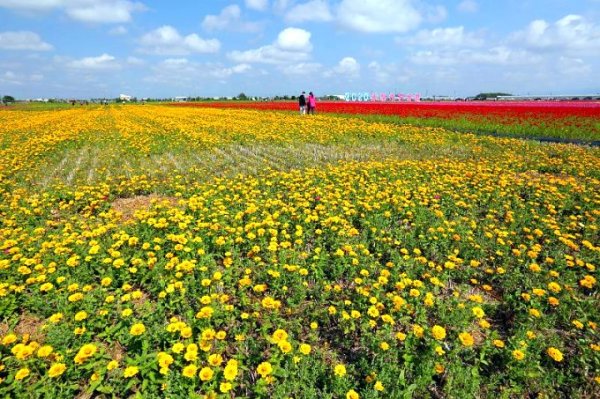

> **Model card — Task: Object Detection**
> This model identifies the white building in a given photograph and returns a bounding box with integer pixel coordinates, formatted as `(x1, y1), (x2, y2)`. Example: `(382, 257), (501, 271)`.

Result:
(119, 94), (132, 101)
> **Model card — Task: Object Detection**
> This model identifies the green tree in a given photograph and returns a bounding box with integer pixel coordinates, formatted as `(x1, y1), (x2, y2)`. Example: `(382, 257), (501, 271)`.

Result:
(2, 95), (15, 104)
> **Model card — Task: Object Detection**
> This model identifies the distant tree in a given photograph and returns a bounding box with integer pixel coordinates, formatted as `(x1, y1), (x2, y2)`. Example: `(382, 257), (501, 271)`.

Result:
(2, 95), (15, 104)
(237, 92), (248, 100)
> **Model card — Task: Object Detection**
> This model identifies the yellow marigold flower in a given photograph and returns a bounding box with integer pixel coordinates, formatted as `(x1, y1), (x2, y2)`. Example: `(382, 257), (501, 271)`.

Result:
(472, 307), (485, 319)
(15, 367), (30, 380)
(180, 326), (192, 338)
(208, 353), (223, 366)
(74, 344), (97, 364)
(223, 362), (238, 381)
(107, 360), (119, 370)
(124, 366), (139, 378)
(299, 343), (311, 355)
(2, 334), (17, 345)
(413, 325), (424, 338)
(278, 340), (292, 354)
(199, 366), (214, 381)
(68, 293), (84, 302)
(196, 306), (214, 319)
(182, 364), (197, 378)
(40, 282), (54, 292)
(374, 381), (384, 391)
(572, 320), (584, 329)
(434, 363), (445, 374)
(431, 325), (446, 340)
(547, 347), (564, 362)
(74, 326), (86, 335)
(493, 339), (505, 348)
(130, 323), (146, 336)
(512, 350), (526, 361)
(459, 332), (474, 347)
(396, 332), (407, 341)
(172, 343), (185, 354)
(256, 361), (273, 378)
(74, 311), (88, 321)
(37, 345), (53, 357)
(334, 364), (347, 377)
(271, 329), (288, 344)
(48, 363), (67, 378)
(220, 382), (232, 393)
(346, 389), (360, 399)
(547, 282), (561, 293)
(157, 353), (173, 368)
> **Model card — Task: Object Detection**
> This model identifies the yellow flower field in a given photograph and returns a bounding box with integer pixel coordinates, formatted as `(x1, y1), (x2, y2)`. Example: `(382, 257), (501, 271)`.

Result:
(0, 105), (599, 398)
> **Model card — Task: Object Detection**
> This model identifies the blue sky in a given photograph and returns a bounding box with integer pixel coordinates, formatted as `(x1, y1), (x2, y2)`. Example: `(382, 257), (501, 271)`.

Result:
(1, 0), (599, 98)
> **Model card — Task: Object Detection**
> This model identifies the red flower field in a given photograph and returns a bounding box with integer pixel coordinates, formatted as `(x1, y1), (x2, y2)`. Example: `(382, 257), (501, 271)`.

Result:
(173, 100), (600, 142)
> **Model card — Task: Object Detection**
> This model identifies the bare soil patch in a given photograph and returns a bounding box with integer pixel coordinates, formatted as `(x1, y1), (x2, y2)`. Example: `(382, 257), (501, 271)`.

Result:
(15, 314), (46, 342)
(111, 194), (180, 222)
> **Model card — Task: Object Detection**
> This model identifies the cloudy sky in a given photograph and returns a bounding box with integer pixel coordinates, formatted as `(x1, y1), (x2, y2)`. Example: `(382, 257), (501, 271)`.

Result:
(1, 0), (599, 98)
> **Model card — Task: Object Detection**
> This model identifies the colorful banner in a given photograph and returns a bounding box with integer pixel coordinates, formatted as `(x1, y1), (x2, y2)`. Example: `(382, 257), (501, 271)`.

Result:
(344, 92), (421, 102)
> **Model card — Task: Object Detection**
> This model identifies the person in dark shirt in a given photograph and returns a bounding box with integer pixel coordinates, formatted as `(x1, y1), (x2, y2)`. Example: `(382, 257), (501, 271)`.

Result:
(298, 91), (307, 115)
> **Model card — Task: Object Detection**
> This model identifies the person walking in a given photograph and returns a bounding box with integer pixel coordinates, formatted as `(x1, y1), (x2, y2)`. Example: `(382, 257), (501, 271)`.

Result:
(308, 92), (316, 115)
(299, 91), (307, 115)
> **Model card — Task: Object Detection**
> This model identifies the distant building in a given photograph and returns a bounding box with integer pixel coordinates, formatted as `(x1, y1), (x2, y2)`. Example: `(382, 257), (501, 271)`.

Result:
(120, 94), (132, 101)
(173, 96), (188, 102)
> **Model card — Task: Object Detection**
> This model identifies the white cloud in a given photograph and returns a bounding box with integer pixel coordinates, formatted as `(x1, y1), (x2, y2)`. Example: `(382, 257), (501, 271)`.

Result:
(273, 0), (293, 13)
(276, 27), (312, 51)
(557, 56), (591, 76)
(109, 26), (128, 35)
(146, 58), (252, 85)
(66, 1), (145, 23)
(458, 0), (478, 13)
(285, 0), (333, 23)
(326, 56), (360, 78)
(367, 61), (413, 84)
(410, 46), (539, 66)
(126, 56), (145, 66)
(245, 0), (269, 11)
(202, 5), (262, 32)
(228, 27), (312, 64)
(67, 53), (120, 69)
(425, 5), (447, 24)
(0, 31), (53, 51)
(336, 0), (422, 33)
(512, 15), (600, 53)
(0, 0), (146, 24)
(0, 0), (62, 11)
(400, 26), (484, 47)
(139, 26), (220, 56)
(0, 70), (22, 85)
(213, 63), (252, 79)
(280, 62), (322, 75)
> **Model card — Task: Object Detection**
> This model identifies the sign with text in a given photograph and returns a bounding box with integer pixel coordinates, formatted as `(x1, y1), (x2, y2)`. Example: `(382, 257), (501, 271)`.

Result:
(344, 92), (421, 102)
